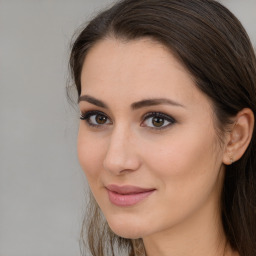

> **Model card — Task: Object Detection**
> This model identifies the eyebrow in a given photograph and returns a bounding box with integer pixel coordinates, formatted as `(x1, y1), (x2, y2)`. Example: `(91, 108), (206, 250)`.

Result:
(131, 98), (185, 110)
(78, 95), (185, 109)
(78, 95), (108, 108)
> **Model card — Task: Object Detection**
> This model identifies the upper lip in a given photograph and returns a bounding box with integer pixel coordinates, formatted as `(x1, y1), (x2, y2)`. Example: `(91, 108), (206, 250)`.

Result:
(106, 184), (156, 195)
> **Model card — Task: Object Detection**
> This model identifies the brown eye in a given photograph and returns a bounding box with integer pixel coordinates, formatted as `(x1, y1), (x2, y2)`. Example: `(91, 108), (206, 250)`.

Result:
(96, 114), (108, 124)
(80, 111), (111, 127)
(141, 112), (176, 130)
(152, 117), (165, 127)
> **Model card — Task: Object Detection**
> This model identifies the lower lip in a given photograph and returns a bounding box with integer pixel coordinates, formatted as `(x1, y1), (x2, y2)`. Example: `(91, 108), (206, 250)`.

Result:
(107, 189), (155, 207)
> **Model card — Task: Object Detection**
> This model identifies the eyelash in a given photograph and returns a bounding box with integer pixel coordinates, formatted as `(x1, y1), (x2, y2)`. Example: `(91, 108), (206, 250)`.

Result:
(142, 112), (176, 130)
(80, 110), (176, 130)
(80, 110), (111, 129)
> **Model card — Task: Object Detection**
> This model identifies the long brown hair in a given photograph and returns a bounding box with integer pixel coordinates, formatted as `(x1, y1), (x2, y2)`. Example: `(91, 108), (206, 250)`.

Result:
(69, 0), (256, 255)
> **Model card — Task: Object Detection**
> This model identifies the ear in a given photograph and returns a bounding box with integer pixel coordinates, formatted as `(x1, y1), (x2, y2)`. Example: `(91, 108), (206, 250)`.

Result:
(223, 108), (255, 165)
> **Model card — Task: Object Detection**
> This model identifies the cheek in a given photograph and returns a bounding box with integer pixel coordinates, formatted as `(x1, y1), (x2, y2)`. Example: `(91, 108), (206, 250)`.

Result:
(77, 128), (106, 182)
(142, 126), (221, 201)
(135, 129), (223, 230)
(144, 132), (214, 175)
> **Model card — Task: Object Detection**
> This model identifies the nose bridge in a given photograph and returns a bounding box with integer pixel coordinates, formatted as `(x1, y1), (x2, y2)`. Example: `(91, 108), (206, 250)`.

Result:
(103, 124), (140, 174)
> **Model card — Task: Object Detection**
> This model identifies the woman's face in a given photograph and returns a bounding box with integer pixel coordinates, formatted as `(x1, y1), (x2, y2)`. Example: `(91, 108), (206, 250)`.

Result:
(78, 38), (226, 239)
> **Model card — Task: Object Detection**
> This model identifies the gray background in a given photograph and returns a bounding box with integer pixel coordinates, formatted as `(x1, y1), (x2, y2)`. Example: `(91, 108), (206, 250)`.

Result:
(0, 1), (255, 256)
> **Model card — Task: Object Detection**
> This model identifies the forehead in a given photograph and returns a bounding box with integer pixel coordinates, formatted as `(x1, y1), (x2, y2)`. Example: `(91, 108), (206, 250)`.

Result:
(80, 37), (210, 109)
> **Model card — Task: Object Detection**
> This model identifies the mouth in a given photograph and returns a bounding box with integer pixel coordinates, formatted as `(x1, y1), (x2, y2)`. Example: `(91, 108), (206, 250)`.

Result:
(106, 184), (156, 207)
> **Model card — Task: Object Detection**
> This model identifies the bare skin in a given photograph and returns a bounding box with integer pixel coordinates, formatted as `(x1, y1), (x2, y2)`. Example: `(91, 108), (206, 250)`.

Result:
(77, 38), (253, 255)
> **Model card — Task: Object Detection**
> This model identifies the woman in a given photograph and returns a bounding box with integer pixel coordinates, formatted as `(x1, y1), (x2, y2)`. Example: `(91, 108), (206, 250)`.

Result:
(69, 0), (256, 255)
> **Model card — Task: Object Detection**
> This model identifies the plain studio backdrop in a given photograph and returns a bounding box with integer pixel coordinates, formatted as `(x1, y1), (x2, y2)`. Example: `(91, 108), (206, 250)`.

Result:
(0, 0), (255, 256)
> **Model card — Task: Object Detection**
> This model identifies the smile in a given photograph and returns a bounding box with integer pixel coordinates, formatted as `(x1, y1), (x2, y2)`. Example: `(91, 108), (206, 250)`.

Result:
(106, 185), (156, 207)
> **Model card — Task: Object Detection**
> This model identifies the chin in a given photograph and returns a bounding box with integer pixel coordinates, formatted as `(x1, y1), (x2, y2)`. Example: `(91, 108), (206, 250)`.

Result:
(108, 224), (143, 239)
(106, 215), (150, 239)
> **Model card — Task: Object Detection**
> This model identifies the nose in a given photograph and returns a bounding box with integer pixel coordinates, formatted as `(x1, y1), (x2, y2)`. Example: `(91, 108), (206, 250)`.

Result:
(103, 126), (141, 175)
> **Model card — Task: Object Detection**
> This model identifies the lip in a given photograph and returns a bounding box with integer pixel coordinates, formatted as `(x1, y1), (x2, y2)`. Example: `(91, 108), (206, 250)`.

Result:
(106, 185), (156, 207)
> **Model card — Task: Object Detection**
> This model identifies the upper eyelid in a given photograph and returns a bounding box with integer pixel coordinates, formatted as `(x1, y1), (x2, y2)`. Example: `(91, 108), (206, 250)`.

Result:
(80, 110), (174, 120)
(80, 110), (110, 118)
(142, 112), (174, 119)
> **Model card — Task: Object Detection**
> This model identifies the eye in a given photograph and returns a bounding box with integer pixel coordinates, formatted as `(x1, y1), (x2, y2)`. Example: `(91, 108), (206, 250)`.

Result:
(141, 112), (176, 129)
(80, 111), (112, 127)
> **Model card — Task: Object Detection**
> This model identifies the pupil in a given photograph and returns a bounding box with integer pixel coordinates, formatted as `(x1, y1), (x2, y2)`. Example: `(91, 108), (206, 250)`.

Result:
(153, 117), (164, 127)
(96, 114), (107, 124)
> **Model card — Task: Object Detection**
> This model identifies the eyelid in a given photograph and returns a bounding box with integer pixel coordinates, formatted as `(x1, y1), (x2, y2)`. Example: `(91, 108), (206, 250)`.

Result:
(80, 110), (176, 130)
(141, 112), (176, 129)
(142, 112), (175, 121)
(80, 110), (108, 119)
(80, 110), (112, 128)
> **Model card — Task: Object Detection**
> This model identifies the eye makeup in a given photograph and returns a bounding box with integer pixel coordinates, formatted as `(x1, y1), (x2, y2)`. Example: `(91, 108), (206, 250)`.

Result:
(80, 110), (176, 131)
(141, 112), (176, 130)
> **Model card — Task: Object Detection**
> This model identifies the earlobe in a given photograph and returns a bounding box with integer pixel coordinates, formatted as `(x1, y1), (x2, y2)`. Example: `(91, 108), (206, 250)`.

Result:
(223, 108), (255, 165)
